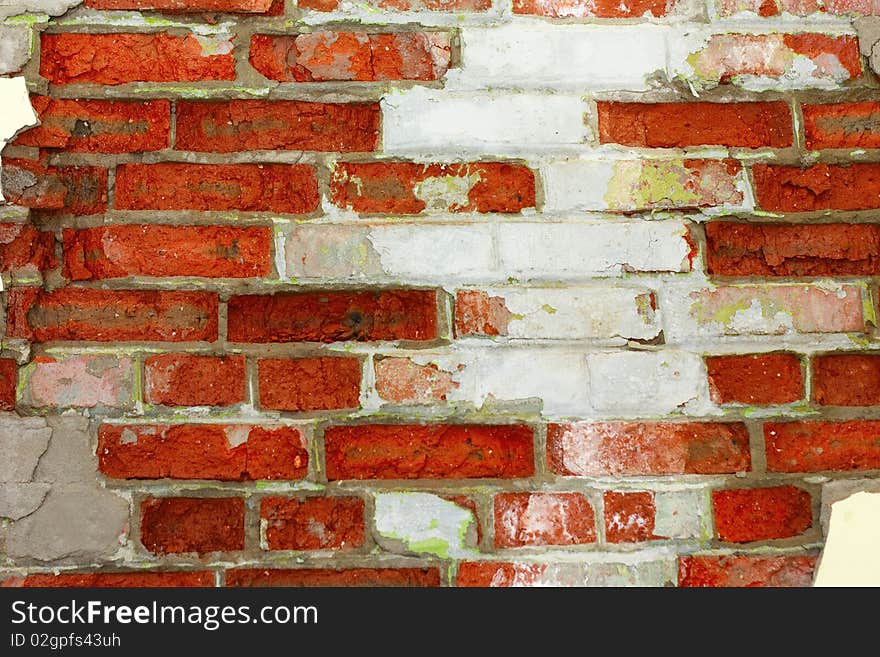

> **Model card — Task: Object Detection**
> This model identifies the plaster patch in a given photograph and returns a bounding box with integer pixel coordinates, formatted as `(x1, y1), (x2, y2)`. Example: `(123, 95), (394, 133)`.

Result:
(373, 491), (478, 558)
(814, 492), (880, 586)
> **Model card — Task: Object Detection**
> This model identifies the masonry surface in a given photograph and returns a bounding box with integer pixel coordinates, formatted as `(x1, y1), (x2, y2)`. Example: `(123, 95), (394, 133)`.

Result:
(1, 0), (880, 588)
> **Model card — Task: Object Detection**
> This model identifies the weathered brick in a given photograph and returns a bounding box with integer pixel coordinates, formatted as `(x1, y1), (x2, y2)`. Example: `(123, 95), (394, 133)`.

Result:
(678, 554), (817, 587)
(40, 33), (236, 85)
(0, 224), (56, 275)
(324, 424), (534, 480)
(299, 0), (489, 10)
(227, 290), (437, 343)
(547, 422), (751, 476)
(679, 34), (861, 89)
(18, 355), (134, 409)
(62, 225), (272, 280)
(85, 0), (274, 10)
(1, 571), (215, 587)
(14, 97), (170, 153)
(453, 287), (659, 341)
(765, 420), (880, 472)
(706, 353), (803, 405)
(330, 162), (536, 214)
(2, 158), (107, 215)
(6, 288), (218, 343)
(604, 491), (657, 543)
(98, 424), (307, 480)
(513, 0), (677, 16)
(803, 102), (880, 149)
(494, 492), (595, 548)
(175, 100), (379, 153)
(706, 222), (880, 277)
(718, 0), (880, 15)
(373, 491), (478, 558)
(754, 163), (880, 212)
(249, 32), (451, 82)
(258, 357), (361, 411)
(140, 497), (244, 555)
(597, 101), (792, 148)
(456, 559), (677, 586)
(226, 567), (440, 587)
(672, 284), (866, 337)
(543, 159), (745, 212)
(813, 354), (880, 406)
(712, 486), (812, 543)
(261, 497), (365, 550)
(114, 163), (319, 214)
(144, 354), (246, 407)
(0, 359), (16, 412)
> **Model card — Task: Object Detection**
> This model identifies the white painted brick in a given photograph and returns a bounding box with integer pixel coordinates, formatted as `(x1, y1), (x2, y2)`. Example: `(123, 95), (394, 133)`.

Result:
(542, 159), (751, 213)
(653, 489), (711, 540)
(381, 88), (589, 155)
(371, 347), (591, 417)
(456, 23), (669, 91)
(284, 223), (496, 283)
(496, 221), (693, 280)
(586, 350), (711, 416)
(458, 286), (660, 340)
(373, 492), (478, 558)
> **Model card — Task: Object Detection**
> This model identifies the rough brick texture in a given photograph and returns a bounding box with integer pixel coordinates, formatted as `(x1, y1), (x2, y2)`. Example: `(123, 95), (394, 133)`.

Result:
(706, 353), (803, 405)
(1, 0), (875, 590)
(140, 497), (245, 555)
(712, 487), (813, 543)
(98, 424), (308, 480)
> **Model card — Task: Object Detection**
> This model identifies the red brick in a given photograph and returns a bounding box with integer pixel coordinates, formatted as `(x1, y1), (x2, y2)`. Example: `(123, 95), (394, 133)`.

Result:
(145, 354), (246, 407)
(1, 571), (214, 587)
(597, 101), (792, 148)
(765, 420), (880, 472)
(604, 491), (657, 543)
(706, 222), (880, 277)
(454, 290), (513, 337)
(175, 100), (379, 153)
(494, 492), (595, 548)
(227, 290), (437, 343)
(226, 567), (440, 587)
(98, 424), (307, 480)
(812, 354), (880, 405)
(456, 562), (546, 587)
(753, 163), (880, 212)
(114, 163), (319, 214)
(62, 225), (272, 280)
(547, 422), (751, 476)
(330, 161), (536, 214)
(783, 34), (862, 77)
(2, 157), (107, 215)
(706, 353), (803, 405)
(324, 424), (534, 480)
(0, 224), (56, 275)
(85, 0), (274, 10)
(299, 0), (489, 9)
(140, 497), (244, 555)
(40, 33), (235, 85)
(514, 0), (675, 15)
(712, 486), (812, 543)
(373, 357), (459, 404)
(261, 497), (365, 550)
(258, 357), (361, 411)
(678, 555), (817, 587)
(6, 288), (218, 343)
(14, 97), (170, 153)
(250, 32), (451, 82)
(803, 102), (880, 150)
(0, 359), (16, 412)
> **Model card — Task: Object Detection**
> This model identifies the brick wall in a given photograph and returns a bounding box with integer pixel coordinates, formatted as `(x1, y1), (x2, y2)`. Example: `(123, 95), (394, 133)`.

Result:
(1, 0), (879, 588)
